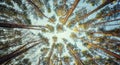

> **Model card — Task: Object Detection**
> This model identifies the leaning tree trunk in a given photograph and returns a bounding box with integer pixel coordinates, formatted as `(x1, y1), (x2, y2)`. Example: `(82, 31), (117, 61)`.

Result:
(88, 43), (120, 59)
(0, 40), (41, 64)
(61, 0), (80, 24)
(0, 22), (46, 30)
(79, 0), (116, 20)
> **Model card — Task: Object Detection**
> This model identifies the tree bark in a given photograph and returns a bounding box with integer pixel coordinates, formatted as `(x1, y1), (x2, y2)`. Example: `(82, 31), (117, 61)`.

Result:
(0, 40), (41, 64)
(62, 0), (80, 24)
(0, 22), (46, 30)
(88, 43), (120, 59)
(79, 0), (116, 20)
(67, 44), (84, 65)
(94, 18), (120, 26)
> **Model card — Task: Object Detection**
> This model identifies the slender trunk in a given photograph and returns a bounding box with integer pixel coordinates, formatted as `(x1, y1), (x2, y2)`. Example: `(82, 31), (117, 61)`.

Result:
(63, 0), (67, 8)
(88, 43), (120, 59)
(87, 10), (120, 25)
(79, 0), (115, 20)
(27, 0), (53, 22)
(98, 10), (120, 19)
(37, 57), (41, 65)
(3, 59), (11, 65)
(62, 0), (80, 24)
(104, 24), (120, 26)
(47, 42), (56, 65)
(0, 22), (46, 30)
(27, 0), (47, 18)
(0, 32), (30, 50)
(94, 18), (120, 26)
(67, 45), (84, 65)
(0, 40), (41, 64)
(63, 0), (66, 5)
(11, 40), (40, 55)
(89, 31), (118, 37)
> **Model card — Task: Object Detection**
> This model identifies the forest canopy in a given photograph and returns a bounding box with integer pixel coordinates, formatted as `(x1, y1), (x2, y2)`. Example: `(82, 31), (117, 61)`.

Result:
(0, 0), (120, 65)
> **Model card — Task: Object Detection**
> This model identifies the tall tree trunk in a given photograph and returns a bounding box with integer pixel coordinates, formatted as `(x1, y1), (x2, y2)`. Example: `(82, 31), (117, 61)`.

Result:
(37, 57), (41, 65)
(63, 0), (67, 6)
(0, 40), (41, 64)
(88, 43), (120, 59)
(79, 0), (116, 20)
(27, 0), (54, 22)
(87, 10), (120, 25)
(27, 0), (47, 18)
(104, 24), (120, 26)
(94, 18), (120, 26)
(0, 22), (46, 30)
(67, 44), (84, 65)
(90, 28), (120, 37)
(47, 42), (56, 65)
(62, 0), (80, 24)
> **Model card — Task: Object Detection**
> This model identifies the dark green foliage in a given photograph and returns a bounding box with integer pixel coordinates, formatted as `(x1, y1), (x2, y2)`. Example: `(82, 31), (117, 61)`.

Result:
(22, 58), (29, 64)
(0, 5), (18, 16)
(13, 0), (22, 6)
(86, 0), (100, 6)
(5, 0), (14, 6)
